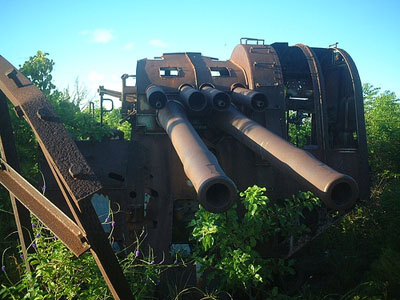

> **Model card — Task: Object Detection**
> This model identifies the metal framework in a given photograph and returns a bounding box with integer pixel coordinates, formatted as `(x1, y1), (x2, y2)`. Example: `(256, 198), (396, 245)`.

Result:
(0, 55), (134, 299)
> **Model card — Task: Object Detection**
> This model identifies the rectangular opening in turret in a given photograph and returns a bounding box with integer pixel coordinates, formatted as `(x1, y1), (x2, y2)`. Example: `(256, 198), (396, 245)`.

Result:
(160, 67), (179, 77)
(210, 67), (230, 77)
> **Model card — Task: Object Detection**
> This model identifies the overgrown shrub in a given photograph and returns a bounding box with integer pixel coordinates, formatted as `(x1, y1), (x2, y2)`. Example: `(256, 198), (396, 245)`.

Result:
(189, 185), (320, 298)
(0, 219), (176, 299)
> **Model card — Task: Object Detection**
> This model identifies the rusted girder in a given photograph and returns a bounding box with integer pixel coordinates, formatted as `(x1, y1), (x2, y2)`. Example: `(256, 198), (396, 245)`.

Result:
(0, 92), (33, 271)
(0, 55), (102, 203)
(0, 56), (134, 299)
(0, 159), (90, 256)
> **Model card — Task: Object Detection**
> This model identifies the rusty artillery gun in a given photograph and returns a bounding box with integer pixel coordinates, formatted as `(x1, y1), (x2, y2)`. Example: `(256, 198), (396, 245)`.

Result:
(0, 38), (369, 299)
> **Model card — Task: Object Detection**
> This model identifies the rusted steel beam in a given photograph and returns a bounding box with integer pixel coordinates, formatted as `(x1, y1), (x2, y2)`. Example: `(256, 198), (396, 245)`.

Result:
(157, 100), (237, 212)
(98, 86), (122, 99)
(334, 48), (370, 201)
(0, 92), (33, 271)
(0, 159), (90, 256)
(213, 106), (359, 211)
(0, 55), (102, 203)
(295, 44), (328, 151)
(0, 56), (134, 299)
(49, 166), (134, 299)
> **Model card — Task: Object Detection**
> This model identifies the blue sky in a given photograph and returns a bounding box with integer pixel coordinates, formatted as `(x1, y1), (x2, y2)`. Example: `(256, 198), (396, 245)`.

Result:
(1, 0), (399, 104)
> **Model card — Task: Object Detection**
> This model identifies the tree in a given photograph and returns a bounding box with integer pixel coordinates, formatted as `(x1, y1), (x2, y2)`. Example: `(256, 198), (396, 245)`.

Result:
(6, 52), (114, 182)
(19, 51), (56, 97)
(363, 83), (400, 181)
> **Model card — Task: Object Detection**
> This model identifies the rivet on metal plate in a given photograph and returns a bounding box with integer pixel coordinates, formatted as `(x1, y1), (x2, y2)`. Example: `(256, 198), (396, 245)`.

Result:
(69, 164), (83, 179)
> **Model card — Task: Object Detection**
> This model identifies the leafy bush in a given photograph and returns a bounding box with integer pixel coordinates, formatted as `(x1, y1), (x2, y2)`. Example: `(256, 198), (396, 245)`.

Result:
(189, 185), (320, 297)
(364, 83), (400, 183)
(0, 219), (176, 299)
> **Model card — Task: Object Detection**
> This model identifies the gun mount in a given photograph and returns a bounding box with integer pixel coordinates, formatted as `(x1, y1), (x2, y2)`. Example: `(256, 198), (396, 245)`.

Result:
(93, 38), (369, 261)
(0, 38), (369, 299)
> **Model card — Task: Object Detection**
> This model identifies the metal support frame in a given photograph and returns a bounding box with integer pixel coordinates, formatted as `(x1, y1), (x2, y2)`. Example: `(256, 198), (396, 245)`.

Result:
(0, 91), (33, 271)
(0, 55), (133, 299)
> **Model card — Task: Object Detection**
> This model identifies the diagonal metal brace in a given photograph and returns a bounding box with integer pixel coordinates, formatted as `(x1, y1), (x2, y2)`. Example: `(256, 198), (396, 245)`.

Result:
(0, 159), (90, 257)
(0, 55), (134, 299)
(0, 55), (102, 203)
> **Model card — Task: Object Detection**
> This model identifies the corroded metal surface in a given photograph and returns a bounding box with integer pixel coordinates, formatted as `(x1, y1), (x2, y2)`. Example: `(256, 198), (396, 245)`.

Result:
(0, 56), (102, 202)
(0, 92), (33, 271)
(0, 38), (370, 299)
(157, 101), (237, 212)
(110, 40), (368, 259)
(0, 159), (90, 256)
(212, 106), (359, 210)
(0, 56), (134, 299)
(295, 44), (328, 150)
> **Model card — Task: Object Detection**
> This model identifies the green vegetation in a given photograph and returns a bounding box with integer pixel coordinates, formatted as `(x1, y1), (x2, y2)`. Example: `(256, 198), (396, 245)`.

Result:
(1, 51), (400, 299)
(296, 84), (400, 300)
(189, 187), (320, 298)
(287, 111), (312, 148)
(363, 83), (400, 183)
(0, 217), (177, 299)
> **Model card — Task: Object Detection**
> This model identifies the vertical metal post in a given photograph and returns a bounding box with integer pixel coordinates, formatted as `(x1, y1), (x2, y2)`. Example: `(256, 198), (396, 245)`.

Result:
(100, 94), (104, 127)
(0, 91), (33, 272)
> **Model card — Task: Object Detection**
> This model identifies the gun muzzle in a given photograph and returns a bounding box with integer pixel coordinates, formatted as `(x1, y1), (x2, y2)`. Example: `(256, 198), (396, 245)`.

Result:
(146, 85), (168, 109)
(157, 101), (237, 212)
(179, 85), (208, 112)
(201, 85), (231, 111)
(231, 87), (269, 112)
(213, 106), (359, 211)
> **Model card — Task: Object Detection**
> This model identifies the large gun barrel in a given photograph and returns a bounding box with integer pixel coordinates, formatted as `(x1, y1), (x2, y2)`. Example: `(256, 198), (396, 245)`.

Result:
(179, 85), (208, 112)
(201, 85), (231, 111)
(213, 107), (359, 210)
(231, 86), (269, 112)
(146, 85), (168, 109)
(157, 101), (237, 212)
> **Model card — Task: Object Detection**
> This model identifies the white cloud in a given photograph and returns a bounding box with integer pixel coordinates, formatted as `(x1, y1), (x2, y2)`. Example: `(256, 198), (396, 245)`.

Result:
(149, 39), (168, 48)
(123, 42), (134, 50)
(79, 29), (115, 43)
(93, 29), (114, 43)
(88, 71), (104, 82)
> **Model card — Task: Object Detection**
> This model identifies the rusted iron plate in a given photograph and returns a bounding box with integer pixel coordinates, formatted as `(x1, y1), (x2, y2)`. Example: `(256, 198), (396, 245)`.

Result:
(230, 44), (284, 91)
(136, 53), (197, 95)
(73, 194), (135, 300)
(0, 56), (101, 203)
(42, 145), (134, 300)
(0, 92), (33, 271)
(1, 56), (133, 299)
(0, 159), (90, 257)
(230, 43), (285, 135)
(333, 48), (370, 200)
(28, 144), (134, 299)
(295, 44), (328, 150)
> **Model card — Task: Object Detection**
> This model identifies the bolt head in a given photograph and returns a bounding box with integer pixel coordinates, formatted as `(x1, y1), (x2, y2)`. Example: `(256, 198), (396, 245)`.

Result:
(69, 164), (83, 179)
